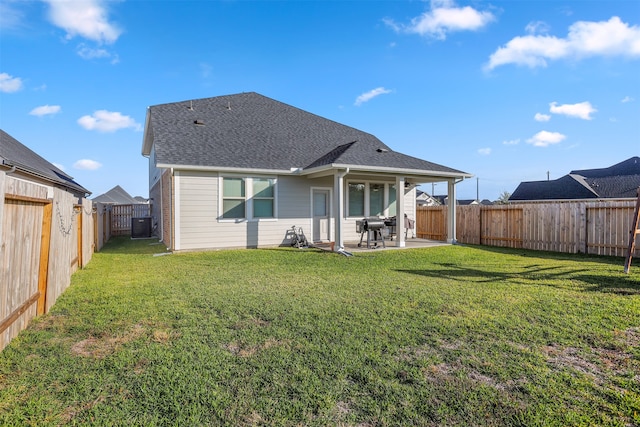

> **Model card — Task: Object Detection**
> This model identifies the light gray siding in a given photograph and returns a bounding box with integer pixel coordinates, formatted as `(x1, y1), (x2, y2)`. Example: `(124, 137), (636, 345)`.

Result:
(174, 171), (333, 251)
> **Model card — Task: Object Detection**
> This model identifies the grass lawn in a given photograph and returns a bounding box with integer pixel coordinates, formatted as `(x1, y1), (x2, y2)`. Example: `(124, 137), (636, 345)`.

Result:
(1, 237), (639, 426)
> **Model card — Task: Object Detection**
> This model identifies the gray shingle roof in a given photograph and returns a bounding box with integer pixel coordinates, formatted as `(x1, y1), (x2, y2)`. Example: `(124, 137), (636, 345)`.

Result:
(509, 157), (640, 201)
(144, 92), (469, 177)
(1, 129), (90, 196)
(92, 185), (143, 204)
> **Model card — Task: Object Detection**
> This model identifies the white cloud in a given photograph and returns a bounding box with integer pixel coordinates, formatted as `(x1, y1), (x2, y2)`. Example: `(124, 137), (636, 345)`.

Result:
(485, 16), (640, 70)
(525, 21), (550, 35)
(43, 0), (121, 44)
(77, 44), (111, 59)
(53, 163), (66, 171)
(502, 138), (520, 145)
(0, 1), (24, 31)
(354, 87), (393, 106)
(534, 113), (551, 122)
(73, 159), (102, 170)
(77, 110), (141, 132)
(549, 101), (596, 120)
(29, 104), (61, 117)
(384, 0), (494, 40)
(0, 72), (23, 93)
(621, 96), (634, 103)
(526, 130), (566, 147)
(478, 147), (491, 155)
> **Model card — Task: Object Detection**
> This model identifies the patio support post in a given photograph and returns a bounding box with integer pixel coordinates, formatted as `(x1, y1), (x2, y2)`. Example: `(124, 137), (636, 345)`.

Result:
(396, 176), (405, 248)
(447, 179), (457, 244)
(334, 168), (348, 251)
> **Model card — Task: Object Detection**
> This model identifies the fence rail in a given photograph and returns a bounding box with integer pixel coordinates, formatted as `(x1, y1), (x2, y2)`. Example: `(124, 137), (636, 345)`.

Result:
(417, 199), (640, 257)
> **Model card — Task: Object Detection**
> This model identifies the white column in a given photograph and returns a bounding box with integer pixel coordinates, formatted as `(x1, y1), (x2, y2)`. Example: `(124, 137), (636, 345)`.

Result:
(334, 171), (345, 250)
(447, 179), (456, 244)
(396, 176), (405, 248)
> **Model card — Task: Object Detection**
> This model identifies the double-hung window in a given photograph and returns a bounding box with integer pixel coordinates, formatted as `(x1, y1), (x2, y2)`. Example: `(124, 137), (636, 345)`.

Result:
(253, 178), (275, 218)
(222, 177), (246, 219)
(221, 176), (276, 220)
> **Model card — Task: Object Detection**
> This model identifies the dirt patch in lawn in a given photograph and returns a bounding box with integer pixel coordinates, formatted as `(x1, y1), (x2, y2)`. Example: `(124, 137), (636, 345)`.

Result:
(71, 324), (146, 358)
(543, 327), (640, 387)
(222, 337), (291, 358)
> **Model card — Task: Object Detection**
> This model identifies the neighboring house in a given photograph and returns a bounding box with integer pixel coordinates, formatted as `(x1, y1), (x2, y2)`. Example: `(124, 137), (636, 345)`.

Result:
(510, 157), (640, 201)
(1, 129), (89, 198)
(416, 189), (441, 206)
(141, 92), (471, 252)
(92, 185), (146, 205)
(430, 195), (493, 206)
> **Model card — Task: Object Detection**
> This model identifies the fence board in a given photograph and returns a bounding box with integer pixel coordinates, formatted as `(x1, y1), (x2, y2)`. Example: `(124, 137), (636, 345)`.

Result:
(416, 199), (639, 258)
(416, 205), (447, 240)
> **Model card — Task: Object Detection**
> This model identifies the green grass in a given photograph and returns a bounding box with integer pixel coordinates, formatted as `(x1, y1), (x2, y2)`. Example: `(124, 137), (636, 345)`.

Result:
(1, 237), (639, 426)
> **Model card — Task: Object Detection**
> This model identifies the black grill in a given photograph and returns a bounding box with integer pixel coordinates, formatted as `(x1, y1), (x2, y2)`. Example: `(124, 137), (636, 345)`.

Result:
(357, 217), (386, 249)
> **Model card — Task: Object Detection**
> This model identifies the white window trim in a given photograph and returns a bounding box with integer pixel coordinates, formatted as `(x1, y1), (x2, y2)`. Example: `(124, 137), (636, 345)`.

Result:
(345, 180), (397, 218)
(218, 175), (278, 222)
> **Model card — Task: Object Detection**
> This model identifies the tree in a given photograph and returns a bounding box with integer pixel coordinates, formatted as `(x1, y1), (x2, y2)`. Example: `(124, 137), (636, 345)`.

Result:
(495, 191), (511, 205)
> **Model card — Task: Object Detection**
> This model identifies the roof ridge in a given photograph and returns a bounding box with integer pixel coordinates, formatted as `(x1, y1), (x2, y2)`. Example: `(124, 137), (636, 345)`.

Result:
(568, 173), (600, 197)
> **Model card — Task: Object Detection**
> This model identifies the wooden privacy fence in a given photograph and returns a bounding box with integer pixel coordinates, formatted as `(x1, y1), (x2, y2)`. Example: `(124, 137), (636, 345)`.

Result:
(417, 199), (640, 257)
(1, 173), (94, 351)
(110, 204), (150, 236)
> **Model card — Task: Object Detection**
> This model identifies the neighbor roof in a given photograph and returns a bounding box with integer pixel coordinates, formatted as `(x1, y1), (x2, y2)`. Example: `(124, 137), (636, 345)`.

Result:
(92, 185), (143, 204)
(142, 92), (470, 179)
(0, 129), (90, 196)
(510, 157), (640, 201)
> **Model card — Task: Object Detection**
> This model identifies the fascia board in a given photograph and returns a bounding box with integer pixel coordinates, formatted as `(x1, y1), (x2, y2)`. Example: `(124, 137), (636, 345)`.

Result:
(155, 163), (294, 175)
(141, 109), (153, 157)
(300, 163), (473, 180)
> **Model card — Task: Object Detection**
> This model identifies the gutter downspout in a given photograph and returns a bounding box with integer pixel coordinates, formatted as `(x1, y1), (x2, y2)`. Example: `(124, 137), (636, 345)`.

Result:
(334, 167), (349, 251)
(1, 160), (17, 174)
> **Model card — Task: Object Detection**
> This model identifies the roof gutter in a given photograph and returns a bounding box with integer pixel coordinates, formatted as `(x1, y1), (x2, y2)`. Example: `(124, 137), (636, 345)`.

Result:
(300, 163), (473, 179)
(156, 163), (295, 175)
(1, 159), (90, 196)
(1, 160), (17, 174)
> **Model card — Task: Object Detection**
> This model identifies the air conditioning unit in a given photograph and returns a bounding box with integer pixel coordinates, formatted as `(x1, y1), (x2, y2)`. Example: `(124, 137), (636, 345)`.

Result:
(131, 217), (152, 239)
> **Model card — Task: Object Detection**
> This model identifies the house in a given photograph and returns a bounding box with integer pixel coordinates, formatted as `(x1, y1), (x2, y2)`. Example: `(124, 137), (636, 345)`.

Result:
(141, 92), (472, 252)
(416, 189), (441, 206)
(92, 185), (146, 205)
(510, 157), (640, 201)
(1, 129), (89, 199)
(430, 195), (493, 206)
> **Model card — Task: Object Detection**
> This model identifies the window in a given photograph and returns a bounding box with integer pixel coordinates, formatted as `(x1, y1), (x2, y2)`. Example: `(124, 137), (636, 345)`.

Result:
(253, 178), (275, 218)
(221, 176), (277, 220)
(348, 183), (365, 217)
(369, 183), (384, 216)
(388, 184), (397, 217)
(222, 177), (246, 219)
(347, 181), (397, 218)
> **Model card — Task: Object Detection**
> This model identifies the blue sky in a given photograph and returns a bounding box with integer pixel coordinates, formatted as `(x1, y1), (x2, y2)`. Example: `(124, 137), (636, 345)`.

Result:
(1, 0), (638, 201)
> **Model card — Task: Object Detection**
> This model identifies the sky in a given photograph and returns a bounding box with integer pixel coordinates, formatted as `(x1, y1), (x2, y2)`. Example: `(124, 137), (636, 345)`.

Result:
(1, 0), (639, 202)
